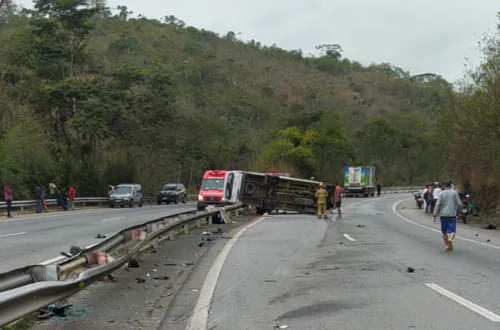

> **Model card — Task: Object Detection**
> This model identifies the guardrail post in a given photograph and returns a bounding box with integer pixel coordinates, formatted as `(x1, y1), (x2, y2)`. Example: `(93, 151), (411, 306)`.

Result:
(207, 215), (212, 225)
(196, 219), (201, 227)
(20, 206), (24, 212)
(183, 223), (189, 234)
(169, 230), (175, 240)
(82, 201), (86, 207)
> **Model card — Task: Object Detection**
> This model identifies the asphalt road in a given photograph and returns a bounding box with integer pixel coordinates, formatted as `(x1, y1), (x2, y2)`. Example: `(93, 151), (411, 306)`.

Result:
(190, 196), (500, 330)
(0, 203), (196, 272)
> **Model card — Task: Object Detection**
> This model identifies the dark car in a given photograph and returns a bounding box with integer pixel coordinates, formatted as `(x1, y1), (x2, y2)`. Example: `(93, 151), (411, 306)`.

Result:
(156, 183), (187, 204)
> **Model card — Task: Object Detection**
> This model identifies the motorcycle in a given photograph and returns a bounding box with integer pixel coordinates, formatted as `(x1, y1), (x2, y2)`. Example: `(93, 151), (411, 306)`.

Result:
(413, 192), (424, 209)
(458, 194), (479, 224)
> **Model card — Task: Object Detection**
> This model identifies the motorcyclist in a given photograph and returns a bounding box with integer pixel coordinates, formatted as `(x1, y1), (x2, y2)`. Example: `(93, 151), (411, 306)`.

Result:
(315, 183), (328, 219)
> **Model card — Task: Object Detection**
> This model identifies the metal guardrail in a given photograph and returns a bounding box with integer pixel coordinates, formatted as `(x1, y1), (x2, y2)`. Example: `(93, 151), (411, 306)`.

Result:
(341, 186), (421, 195)
(0, 187), (421, 211)
(0, 195), (198, 211)
(0, 203), (246, 326)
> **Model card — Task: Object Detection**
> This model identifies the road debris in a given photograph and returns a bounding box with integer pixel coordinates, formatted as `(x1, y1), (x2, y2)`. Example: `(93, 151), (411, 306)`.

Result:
(485, 224), (497, 230)
(356, 224), (365, 227)
(128, 258), (140, 268)
(406, 267), (415, 273)
(94, 233), (107, 239)
(135, 277), (146, 283)
(38, 304), (86, 321)
(152, 275), (169, 280)
(60, 245), (84, 258)
(154, 262), (194, 267)
(274, 324), (289, 329)
(88, 251), (114, 265)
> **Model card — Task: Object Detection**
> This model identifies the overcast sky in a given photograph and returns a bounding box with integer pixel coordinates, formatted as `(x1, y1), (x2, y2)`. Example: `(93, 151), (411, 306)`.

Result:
(15, 0), (499, 83)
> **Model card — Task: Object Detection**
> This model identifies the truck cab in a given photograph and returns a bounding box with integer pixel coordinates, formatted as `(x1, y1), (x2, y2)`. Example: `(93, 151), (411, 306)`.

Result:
(197, 170), (229, 211)
(223, 170), (245, 204)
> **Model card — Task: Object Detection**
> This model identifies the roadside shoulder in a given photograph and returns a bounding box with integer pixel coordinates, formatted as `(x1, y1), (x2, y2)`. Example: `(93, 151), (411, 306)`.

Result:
(395, 199), (500, 248)
(30, 214), (260, 330)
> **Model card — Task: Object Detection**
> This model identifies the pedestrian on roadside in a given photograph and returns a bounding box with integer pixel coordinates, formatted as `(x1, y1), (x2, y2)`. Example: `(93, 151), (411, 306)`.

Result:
(433, 181), (462, 252)
(68, 184), (76, 211)
(423, 185), (430, 213)
(35, 185), (43, 213)
(41, 186), (48, 213)
(430, 182), (442, 222)
(334, 182), (342, 218)
(315, 183), (328, 219)
(4, 183), (12, 218)
(376, 183), (381, 196)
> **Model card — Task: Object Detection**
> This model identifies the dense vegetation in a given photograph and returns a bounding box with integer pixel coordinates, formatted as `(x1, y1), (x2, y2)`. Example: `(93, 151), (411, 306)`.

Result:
(0, 1), (497, 212)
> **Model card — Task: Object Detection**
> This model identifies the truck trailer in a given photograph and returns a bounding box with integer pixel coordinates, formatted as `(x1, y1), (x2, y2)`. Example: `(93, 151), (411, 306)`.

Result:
(343, 166), (376, 197)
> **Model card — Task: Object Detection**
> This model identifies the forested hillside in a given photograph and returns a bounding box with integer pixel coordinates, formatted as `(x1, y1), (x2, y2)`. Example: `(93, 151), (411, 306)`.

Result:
(0, 0), (496, 208)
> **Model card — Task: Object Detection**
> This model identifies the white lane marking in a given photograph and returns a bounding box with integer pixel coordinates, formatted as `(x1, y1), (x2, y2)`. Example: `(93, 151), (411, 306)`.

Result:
(425, 283), (500, 322)
(0, 231), (27, 238)
(38, 242), (99, 265)
(187, 216), (267, 330)
(101, 216), (125, 222)
(392, 199), (500, 251)
(342, 233), (355, 241)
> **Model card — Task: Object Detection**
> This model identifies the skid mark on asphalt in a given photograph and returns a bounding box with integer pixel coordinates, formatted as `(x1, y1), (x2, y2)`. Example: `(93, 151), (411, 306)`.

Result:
(426, 283), (500, 322)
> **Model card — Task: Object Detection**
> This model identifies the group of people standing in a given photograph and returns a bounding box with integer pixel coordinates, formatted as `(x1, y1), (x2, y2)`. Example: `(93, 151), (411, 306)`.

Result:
(422, 181), (462, 252)
(3, 183), (77, 217)
(316, 182), (343, 219)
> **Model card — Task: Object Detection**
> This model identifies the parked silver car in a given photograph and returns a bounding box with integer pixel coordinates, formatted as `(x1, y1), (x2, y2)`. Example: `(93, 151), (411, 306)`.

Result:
(109, 184), (144, 208)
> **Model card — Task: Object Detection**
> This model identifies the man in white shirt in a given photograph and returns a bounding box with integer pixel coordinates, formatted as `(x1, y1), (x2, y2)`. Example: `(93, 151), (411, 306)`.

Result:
(431, 183), (442, 222)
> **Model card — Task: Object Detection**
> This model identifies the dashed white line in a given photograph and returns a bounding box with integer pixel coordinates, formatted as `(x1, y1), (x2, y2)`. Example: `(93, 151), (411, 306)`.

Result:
(101, 216), (125, 222)
(342, 233), (355, 241)
(0, 231), (27, 238)
(187, 216), (267, 330)
(392, 199), (500, 250)
(425, 283), (500, 322)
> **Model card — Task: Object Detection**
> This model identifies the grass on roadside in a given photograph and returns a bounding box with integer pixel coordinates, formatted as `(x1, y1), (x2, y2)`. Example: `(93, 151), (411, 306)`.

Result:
(0, 313), (38, 330)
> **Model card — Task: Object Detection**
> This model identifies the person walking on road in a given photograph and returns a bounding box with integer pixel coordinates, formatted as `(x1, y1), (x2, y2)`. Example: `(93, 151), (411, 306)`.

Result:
(68, 184), (76, 211)
(315, 183), (328, 219)
(431, 182), (442, 222)
(4, 183), (12, 218)
(433, 181), (462, 252)
(334, 182), (342, 218)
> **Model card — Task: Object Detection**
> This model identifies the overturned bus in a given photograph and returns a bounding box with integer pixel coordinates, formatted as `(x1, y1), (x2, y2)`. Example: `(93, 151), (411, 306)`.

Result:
(223, 171), (335, 215)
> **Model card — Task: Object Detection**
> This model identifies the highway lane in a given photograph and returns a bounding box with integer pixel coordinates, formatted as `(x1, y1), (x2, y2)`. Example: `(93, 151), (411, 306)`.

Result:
(191, 195), (500, 330)
(0, 203), (197, 272)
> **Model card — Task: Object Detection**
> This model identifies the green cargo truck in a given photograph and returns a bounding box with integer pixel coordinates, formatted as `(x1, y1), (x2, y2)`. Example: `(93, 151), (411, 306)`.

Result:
(343, 166), (376, 197)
